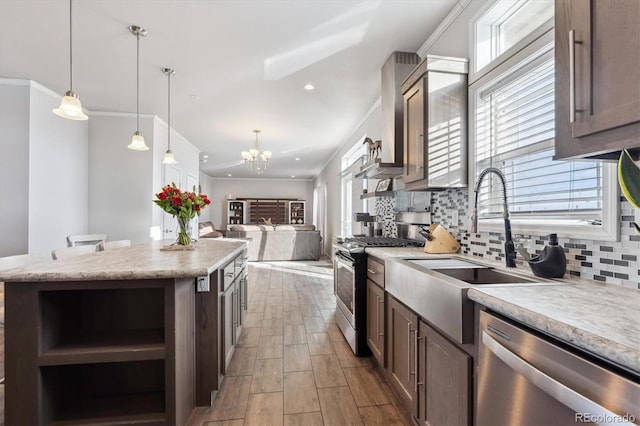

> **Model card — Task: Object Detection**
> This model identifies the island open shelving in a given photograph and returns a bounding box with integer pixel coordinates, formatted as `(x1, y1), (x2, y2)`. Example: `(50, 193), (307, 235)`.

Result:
(1, 239), (248, 426)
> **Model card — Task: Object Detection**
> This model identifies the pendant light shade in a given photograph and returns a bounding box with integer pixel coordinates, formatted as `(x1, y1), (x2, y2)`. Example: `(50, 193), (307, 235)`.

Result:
(53, 0), (88, 121)
(161, 68), (178, 164)
(163, 149), (177, 164)
(127, 25), (149, 151)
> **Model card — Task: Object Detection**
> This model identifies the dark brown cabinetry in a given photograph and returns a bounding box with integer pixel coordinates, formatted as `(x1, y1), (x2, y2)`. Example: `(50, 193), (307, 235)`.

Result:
(289, 201), (306, 224)
(227, 200), (246, 225)
(366, 256), (385, 365)
(416, 321), (471, 426)
(555, 0), (640, 160)
(366, 279), (385, 366)
(221, 253), (247, 375)
(196, 250), (247, 406)
(402, 56), (468, 190)
(386, 295), (419, 414)
(6, 279), (195, 425)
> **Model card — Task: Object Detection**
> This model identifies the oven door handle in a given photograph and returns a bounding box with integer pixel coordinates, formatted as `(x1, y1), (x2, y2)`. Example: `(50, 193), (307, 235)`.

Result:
(335, 253), (355, 272)
(481, 331), (633, 424)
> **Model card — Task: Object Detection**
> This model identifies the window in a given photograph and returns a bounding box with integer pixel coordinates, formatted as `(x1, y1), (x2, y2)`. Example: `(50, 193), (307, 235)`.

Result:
(340, 140), (367, 236)
(474, 0), (554, 73)
(471, 1), (618, 241)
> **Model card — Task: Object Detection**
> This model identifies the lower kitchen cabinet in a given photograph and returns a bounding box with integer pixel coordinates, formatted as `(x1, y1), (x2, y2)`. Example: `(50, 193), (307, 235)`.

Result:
(196, 251), (248, 406)
(386, 295), (419, 413)
(366, 279), (385, 366)
(221, 279), (237, 373)
(417, 321), (472, 426)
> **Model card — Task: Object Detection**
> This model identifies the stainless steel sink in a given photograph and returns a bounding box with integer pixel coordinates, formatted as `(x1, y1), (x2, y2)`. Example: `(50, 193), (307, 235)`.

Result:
(431, 267), (535, 285)
(385, 257), (569, 344)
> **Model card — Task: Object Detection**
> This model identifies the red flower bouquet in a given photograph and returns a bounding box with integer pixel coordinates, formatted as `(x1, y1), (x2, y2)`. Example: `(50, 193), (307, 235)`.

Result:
(154, 183), (211, 245)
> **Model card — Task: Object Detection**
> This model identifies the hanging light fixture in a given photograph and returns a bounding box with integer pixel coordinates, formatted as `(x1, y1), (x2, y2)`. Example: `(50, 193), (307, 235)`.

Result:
(162, 68), (177, 164)
(53, 0), (88, 120)
(241, 129), (272, 174)
(127, 25), (149, 151)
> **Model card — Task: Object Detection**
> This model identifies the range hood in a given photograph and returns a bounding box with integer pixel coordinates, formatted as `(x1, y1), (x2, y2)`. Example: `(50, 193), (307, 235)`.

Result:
(355, 51), (420, 179)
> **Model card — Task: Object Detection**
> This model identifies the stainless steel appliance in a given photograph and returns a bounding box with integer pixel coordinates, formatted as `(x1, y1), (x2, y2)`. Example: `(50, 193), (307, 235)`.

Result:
(333, 236), (423, 355)
(477, 310), (640, 425)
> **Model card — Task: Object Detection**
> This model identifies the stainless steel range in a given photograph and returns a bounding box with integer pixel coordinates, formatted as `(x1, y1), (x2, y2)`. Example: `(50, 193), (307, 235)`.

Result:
(333, 236), (423, 355)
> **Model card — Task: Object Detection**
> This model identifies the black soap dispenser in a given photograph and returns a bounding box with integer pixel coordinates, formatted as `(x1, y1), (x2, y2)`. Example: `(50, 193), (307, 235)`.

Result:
(527, 234), (567, 278)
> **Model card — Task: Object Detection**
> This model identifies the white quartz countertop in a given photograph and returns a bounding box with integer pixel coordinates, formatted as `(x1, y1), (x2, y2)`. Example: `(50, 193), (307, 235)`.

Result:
(365, 246), (640, 374)
(0, 239), (247, 282)
(468, 283), (640, 374)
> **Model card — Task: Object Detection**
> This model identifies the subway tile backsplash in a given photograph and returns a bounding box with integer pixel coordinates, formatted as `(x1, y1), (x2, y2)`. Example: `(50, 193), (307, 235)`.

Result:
(380, 189), (640, 289)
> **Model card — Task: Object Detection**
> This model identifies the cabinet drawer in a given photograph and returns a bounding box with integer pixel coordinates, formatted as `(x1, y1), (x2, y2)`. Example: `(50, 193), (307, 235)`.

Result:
(221, 262), (236, 291)
(367, 257), (385, 287)
(234, 252), (247, 274)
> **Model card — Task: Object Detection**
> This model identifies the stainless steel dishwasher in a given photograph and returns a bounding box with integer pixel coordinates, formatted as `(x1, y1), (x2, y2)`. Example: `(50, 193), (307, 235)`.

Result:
(477, 310), (639, 425)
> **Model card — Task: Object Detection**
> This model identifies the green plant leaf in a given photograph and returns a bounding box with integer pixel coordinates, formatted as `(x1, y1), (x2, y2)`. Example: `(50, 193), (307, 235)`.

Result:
(618, 149), (640, 210)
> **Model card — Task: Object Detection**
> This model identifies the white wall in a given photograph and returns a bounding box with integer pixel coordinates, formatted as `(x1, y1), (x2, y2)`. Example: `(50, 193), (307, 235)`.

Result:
(204, 177), (314, 230)
(313, 105), (383, 254)
(88, 114), (155, 243)
(199, 172), (215, 223)
(28, 83), (89, 254)
(0, 81), (30, 256)
(0, 79), (89, 256)
(88, 114), (200, 243)
(425, 0), (487, 59)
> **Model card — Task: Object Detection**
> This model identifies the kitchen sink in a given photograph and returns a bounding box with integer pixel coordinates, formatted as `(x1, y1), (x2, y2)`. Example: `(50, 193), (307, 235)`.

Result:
(385, 257), (570, 344)
(408, 258), (486, 269)
(431, 267), (535, 285)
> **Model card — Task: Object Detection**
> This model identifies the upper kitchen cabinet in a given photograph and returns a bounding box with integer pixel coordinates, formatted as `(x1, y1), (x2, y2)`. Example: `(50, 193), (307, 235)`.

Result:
(401, 56), (468, 191)
(555, 0), (640, 160)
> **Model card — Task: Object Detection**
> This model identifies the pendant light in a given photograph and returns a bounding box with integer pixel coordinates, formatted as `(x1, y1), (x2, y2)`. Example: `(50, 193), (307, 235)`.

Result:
(127, 25), (149, 151)
(162, 68), (178, 164)
(53, 0), (88, 120)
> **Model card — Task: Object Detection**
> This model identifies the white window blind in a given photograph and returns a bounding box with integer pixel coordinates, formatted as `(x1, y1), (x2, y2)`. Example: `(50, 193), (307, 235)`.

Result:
(475, 45), (602, 219)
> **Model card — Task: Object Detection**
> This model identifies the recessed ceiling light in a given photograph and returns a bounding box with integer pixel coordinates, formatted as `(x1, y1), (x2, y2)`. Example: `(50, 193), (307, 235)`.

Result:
(227, 173), (232, 177)
(304, 84), (314, 91)
(291, 175), (296, 178)
(295, 157), (300, 161)
(191, 94), (199, 101)
(202, 154), (209, 159)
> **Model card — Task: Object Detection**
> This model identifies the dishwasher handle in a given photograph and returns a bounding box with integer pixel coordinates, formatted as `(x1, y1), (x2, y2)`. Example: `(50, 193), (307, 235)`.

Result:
(481, 331), (635, 426)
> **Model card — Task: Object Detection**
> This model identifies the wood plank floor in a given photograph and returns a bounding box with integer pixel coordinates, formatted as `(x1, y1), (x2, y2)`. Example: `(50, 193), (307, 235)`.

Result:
(188, 259), (411, 426)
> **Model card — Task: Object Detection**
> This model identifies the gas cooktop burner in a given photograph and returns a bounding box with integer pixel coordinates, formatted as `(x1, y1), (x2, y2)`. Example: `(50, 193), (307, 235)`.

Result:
(343, 236), (424, 248)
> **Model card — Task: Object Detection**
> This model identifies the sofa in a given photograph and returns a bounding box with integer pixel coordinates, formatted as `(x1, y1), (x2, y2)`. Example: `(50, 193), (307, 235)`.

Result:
(198, 221), (224, 239)
(225, 224), (321, 261)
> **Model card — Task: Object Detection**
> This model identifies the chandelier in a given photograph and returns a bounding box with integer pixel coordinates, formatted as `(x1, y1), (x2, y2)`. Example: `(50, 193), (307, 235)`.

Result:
(241, 129), (272, 174)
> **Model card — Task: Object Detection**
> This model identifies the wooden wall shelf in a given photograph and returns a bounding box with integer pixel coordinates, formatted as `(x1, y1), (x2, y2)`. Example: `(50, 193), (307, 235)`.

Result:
(360, 191), (395, 199)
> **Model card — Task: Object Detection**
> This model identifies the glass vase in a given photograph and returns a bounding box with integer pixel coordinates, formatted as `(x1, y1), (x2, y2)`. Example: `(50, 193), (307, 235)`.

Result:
(176, 216), (192, 245)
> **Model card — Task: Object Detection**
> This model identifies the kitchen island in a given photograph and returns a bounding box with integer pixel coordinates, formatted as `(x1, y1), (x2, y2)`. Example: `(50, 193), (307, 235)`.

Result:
(0, 238), (248, 426)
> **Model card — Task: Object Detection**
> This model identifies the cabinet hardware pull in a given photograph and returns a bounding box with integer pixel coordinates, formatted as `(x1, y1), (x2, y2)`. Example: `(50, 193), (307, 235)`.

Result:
(377, 296), (384, 338)
(367, 268), (376, 274)
(233, 289), (238, 326)
(407, 323), (417, 383)
(415, 335), (423, 392)
(569, 29), (583, 123)
(415, 130), (420, 173)
(225, 272), (234, 277)
(376, 295), (380, 338)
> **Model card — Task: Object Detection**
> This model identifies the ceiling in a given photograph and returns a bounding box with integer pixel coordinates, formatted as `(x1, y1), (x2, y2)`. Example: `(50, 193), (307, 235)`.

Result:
(0, 0), (457, 179)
